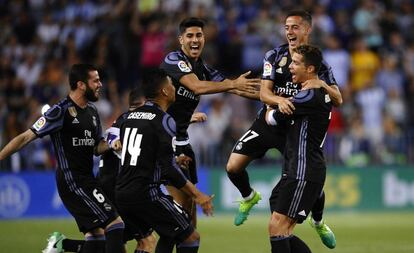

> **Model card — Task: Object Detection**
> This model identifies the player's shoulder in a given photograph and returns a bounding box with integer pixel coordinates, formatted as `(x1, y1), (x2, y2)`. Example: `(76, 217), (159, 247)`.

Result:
(319, 59), (332, 72)
(112, 111), (130, 127)
(163, 50), (186, 64)
(43, 97), (71, 121)
(86, 102), (99, 113)
(161, 111), (176, 137)
(264, 44), (289, 61)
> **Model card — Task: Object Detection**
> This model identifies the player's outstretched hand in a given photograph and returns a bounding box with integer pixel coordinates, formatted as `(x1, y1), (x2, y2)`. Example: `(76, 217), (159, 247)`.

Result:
(194, 193), (214, 216)
(176, 154), (192, 169)
(234, 71), (261, 94)
(190, 112), (207, 124)
(301, 79), (324, 90)
(277, 97), (295, 115)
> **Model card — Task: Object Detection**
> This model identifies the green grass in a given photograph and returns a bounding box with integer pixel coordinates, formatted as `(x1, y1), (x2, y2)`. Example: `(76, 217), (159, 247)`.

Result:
(1, 212), (413, 252)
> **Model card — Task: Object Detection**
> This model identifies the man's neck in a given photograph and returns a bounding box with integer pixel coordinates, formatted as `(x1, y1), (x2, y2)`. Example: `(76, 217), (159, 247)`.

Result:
(69, 91), (88, 108)
(181, 47), (199, 62)
(149, 98), (169, 112)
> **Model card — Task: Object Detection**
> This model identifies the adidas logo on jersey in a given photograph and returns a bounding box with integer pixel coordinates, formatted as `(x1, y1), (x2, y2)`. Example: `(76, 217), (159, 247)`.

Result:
(298, 210), (307, 216)
(276, 67), (283, 73)
(72, 118), (79, 124)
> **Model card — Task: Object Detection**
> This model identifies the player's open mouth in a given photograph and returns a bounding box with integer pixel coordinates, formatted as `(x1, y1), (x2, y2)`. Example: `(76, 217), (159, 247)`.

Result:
(288, 37), (297, 43)
(190, 45), (200, 52)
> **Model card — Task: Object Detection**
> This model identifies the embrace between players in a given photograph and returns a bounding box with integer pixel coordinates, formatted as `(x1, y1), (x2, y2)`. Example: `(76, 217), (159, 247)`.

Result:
(0, 10), (342, 253)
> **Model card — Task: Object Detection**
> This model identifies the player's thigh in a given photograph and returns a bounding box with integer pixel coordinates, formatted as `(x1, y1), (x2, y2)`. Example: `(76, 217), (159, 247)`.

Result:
(145, 196), (194, 244)
(116, 203), (153, 243)
(226, 153), (254, 173)
(268, 211), (297, 236)
(165, 185), (193, 209)
(57, 181), (119, 233)
(270, 177), (323, 224)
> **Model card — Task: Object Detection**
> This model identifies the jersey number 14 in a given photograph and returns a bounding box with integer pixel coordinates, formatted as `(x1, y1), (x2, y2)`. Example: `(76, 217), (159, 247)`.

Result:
(121, 128), (143, 166)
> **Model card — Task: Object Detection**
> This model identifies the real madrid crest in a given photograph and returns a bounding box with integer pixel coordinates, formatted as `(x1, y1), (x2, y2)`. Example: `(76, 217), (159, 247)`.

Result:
(278, 57), (287, 67)
(235, 142), (243, 150)
(68, 106), (77, 117)
(92, 116), (97, 127)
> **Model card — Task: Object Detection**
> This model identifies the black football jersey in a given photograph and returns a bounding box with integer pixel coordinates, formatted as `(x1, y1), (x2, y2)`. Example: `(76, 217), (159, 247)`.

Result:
(30, 96), (103, 177)
(160, 49), (225, 140)
(99, 111), (129, 177)
(116, 102), (187, 203)
(274, 88), (332, 183)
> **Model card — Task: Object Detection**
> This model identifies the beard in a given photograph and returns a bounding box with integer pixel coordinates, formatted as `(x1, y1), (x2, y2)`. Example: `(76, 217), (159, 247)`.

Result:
(85, 84), (99, 102)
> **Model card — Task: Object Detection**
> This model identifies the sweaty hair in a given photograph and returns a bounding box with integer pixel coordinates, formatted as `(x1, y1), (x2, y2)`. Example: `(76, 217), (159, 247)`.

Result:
(179, 17), (205, 34)
(69, 64), (97, 90)
(293, 45), (322, 73)
(285, 10), (312, 26)
(141, 69), (169, 99)
(129, 87), (144, 107)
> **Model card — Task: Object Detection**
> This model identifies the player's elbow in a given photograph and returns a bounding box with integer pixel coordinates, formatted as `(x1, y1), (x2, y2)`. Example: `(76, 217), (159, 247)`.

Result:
(332, 96), (343, 107)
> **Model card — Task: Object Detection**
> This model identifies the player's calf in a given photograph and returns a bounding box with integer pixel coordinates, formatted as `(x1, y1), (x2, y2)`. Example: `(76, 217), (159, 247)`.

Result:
(105, 217), (125, 253)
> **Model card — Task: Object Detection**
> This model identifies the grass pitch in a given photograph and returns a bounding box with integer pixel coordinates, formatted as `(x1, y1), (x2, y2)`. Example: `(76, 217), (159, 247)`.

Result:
(0, 212), (413, 253)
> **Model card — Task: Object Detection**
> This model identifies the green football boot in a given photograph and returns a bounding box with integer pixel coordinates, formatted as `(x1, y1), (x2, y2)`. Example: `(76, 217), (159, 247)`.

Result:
(308, 217), (336, 249)
(42, 231), (66, 253)
(234, 191), (262, 226)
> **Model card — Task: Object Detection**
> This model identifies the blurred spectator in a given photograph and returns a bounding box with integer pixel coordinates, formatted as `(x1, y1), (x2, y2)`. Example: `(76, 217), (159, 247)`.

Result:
(375, 54), (405, 96)
(323, 34), (350, 89)
(2, 0), (414, 169)
(355, 81), (385, 147)
(350, 37), (380, 92)
(339, 115), (371, 167)
(352, 0), (383, 48)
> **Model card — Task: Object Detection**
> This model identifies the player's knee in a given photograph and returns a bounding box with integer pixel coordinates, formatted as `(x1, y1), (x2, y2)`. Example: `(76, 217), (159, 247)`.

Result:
(268, 212), (293, 236)
(105, 217), (125, 231)
(226, 159), (241, 173)
(184, 230), (200, 243)
(85, 228), (105, 238)
(137, 233), (156, 252)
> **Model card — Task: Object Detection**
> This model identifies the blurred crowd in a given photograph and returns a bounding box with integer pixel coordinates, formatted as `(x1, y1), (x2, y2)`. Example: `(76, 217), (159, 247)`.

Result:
(1, 0), (414, 172)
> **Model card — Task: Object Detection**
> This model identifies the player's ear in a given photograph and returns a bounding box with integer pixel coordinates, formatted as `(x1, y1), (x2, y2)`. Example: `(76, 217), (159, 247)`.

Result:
(307, 65), (315, 74)
(178, 35), (184, 45)
(77, 81), (86, 90)
(161, 88), (168, 96)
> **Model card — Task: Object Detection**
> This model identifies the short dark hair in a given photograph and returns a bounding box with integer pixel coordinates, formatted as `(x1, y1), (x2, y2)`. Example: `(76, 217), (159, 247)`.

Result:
(179, 17), (205, 34)
(293, 45), (322, 72)
(286, 10), (312, 26)
(141, 69), (169, 99)
(128, 87), (144, 107)
(69, 64), (97, 90)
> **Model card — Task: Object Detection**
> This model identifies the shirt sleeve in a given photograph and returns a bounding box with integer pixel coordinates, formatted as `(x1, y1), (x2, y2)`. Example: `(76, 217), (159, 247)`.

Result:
(203, 63), (226, 82)
(261, 49), (278, 81)
(93, 108), (104, 143)
(318, 60), (337, 86)
(157, 114), (187, 188)
(160, 51), (193, 82)
(30, 104), (65, 138)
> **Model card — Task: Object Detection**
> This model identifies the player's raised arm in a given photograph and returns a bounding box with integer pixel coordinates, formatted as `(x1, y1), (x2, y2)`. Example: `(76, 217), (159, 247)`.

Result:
(179, 71), (259, 95)
(260, 79), (295, 114)
(0, 129), (37, 160)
